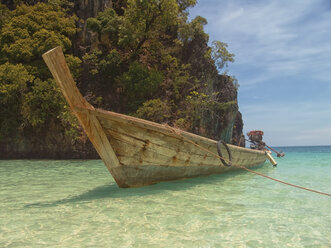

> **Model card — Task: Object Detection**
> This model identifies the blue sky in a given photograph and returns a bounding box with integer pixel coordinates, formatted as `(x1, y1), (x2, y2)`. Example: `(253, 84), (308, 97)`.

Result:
(189, 0), (331, 146)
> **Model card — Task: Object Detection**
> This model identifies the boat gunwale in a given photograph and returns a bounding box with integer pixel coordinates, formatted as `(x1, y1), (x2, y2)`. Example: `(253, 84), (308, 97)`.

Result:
(73, 105), (266, 156)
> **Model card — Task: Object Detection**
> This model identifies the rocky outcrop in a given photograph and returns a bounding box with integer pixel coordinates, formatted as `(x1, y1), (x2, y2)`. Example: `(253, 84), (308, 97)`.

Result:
(198, 75), (244, 146)
(179, 29), (245, 145)
(232, 111), (245, 147)
(74, 0), (112, 19)
(0, 0), (246, 158)
(0, 133), (98, 159)
(73, 0), (113, 56)
(213, 75), (245, 147)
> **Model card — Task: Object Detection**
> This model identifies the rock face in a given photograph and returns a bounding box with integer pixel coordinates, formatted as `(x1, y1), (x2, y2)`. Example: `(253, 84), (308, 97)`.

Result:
(0, 136), (98, 159)
(178, 25), (245, 146)
(232, 111), (245, 147)
(214, 75), (239, 144)
(214, 75), (245, 147)
(70, 1), (246, 148)
(0, 0), (245, 158)
(199, 75), (245, 146)
(73, 0), (113, 56)
(74, 0), (113, 19)
(0, 0), (105, 159)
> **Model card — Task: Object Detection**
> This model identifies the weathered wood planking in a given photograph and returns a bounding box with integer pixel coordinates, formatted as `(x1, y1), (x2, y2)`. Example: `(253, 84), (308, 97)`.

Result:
(43, 46), (268, 188)
(42, 47), (129, 187)
(101, 118), (264, 166)
(98, 116), (266, 168)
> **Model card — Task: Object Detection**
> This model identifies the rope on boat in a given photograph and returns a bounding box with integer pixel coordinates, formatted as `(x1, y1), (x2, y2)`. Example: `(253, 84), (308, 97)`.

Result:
(236, 166), (331, 197)
(217, 140), (232, 167)
(164, 125), (331, 197)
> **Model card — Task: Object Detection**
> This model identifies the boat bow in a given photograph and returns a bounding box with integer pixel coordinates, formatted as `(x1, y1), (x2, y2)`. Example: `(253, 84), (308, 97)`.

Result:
(43, 46), (268, 188)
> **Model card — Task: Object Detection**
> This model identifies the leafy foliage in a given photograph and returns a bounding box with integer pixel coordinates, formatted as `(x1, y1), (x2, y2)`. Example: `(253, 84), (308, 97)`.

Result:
(179, 90), (237, 136)
(0, 3), (11, 29)
(80, 0), (237, 140)
(135, 98), (171, 123)
(0, 0), (241, 154)
(211, 41), (235, 71)
(178, 16), (208, 44)
(122, 62), (164, 112)
(120, 0), (179, 54)
(0, 2), (80, 141)
(177, 0), (197, 12)
(22, 79), (64, 126)
(0, 62), (33, 137)
(86, 8), (122, 49)
(0, 3), (77, 64)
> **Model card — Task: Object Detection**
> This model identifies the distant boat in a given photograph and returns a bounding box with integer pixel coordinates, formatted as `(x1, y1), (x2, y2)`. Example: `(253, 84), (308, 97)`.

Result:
(42, 47), (270, 188)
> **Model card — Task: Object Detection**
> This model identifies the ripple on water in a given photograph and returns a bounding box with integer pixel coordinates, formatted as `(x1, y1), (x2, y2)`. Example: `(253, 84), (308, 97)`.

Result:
(0, 150), (330, 247)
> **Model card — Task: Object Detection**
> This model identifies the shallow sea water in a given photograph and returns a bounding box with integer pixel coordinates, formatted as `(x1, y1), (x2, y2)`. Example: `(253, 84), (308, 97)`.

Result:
(0, 146), (330, 247)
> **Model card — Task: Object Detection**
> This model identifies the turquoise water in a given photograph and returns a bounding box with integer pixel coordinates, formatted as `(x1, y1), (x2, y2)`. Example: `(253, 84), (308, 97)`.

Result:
(0, 146), (330, 247)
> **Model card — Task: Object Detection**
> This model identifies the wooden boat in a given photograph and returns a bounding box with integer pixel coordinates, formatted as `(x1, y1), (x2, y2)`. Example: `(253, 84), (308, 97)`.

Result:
(42, 47), (270, 188)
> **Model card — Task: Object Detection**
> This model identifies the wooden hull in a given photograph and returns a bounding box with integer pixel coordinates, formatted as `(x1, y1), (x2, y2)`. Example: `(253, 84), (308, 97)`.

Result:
(42, 47), (267, 188)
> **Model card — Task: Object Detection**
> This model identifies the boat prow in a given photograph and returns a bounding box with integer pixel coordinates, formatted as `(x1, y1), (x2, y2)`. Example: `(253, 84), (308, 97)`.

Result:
(43, 47), (269, 188)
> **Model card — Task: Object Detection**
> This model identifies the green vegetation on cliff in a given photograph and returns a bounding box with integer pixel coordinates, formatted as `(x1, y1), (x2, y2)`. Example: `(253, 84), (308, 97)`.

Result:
(0, 2), (80, 140)
(0, 0), (243, 158)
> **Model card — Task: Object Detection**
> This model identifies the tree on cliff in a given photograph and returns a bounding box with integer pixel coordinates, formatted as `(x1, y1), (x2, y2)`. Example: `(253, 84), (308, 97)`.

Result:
(0, 0), (242, 158)
(0, 2), (80, 140)
(83, 0), (237, 140)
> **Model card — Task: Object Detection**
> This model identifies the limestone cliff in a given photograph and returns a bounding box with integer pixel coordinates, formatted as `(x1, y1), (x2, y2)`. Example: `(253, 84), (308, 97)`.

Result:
(199, 75), (244, 146)
(73, 0), (113, 56)
(0, 0), (245, 159)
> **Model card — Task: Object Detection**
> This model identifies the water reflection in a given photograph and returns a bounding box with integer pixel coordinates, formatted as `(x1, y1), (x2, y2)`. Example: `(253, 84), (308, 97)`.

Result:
(24, 169), (249, 208)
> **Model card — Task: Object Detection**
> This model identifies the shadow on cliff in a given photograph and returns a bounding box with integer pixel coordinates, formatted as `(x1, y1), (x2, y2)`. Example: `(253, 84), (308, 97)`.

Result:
(24, 167), (263, 208)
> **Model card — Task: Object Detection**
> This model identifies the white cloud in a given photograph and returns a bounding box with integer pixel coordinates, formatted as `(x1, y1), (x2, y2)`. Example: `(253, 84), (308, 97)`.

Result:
(241, 100), (331, 146)
(191, 0), (331, 83)
(190, 0), (331, 145)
